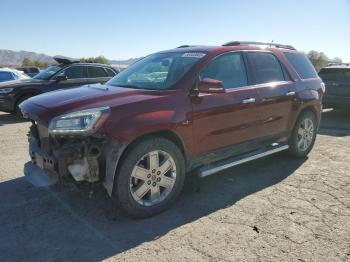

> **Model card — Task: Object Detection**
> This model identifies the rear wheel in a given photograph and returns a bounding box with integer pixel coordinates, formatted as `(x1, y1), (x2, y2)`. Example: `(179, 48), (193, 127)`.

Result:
(114, 138), (185, 218)
(288, 111), (317, 158)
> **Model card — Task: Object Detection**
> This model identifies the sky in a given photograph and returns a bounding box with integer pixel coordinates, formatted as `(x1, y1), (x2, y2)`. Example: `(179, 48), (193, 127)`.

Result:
(1, 0), (350, 61)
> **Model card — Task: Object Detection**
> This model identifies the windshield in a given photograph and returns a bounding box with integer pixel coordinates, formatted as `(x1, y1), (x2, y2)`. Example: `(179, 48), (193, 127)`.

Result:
(33, 65), (63, 80)
(107, 52), (206, 90)
(16, 71), (30, 79)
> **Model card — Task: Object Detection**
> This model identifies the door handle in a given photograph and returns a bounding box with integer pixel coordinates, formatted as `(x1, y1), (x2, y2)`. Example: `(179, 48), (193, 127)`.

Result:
(286, 91), (296, 96)
(242, 98), (256, 104)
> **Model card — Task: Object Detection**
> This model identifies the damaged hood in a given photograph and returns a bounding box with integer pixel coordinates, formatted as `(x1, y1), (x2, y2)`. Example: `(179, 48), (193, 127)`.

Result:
(20, 84), (163, 124)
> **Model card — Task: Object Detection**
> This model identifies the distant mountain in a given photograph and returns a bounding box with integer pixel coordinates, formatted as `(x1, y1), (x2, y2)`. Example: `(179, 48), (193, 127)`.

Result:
(109, 57), (142, 66)
(0, 49), (140, 67)
(0, 49), (55, 66)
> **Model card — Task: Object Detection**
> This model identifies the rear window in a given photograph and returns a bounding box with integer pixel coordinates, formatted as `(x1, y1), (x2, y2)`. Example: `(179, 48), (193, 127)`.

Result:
(284, 52), (318, 79)
(246, 52), (285, 84)
(319, 68), (350, 82)
(105, 68), (116, 77)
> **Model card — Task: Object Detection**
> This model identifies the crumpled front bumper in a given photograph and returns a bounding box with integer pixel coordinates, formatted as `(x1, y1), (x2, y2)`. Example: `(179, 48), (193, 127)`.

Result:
(24, 136), (59, 187)
(23, 123), (126, 196)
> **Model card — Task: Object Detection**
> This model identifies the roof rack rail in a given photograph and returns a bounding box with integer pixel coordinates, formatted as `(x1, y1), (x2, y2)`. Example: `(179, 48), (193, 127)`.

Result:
(222, 41), (296, 50)
(177, 45), (192, 48)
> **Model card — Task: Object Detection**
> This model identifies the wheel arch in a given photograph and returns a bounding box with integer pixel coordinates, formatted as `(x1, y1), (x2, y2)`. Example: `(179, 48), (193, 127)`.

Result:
(109, 130), (187, 196)
(296, 105), (320, 128)
(15, 91), (40, 107)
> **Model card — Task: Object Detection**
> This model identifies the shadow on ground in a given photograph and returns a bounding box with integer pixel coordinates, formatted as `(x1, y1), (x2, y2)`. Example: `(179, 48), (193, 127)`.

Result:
(318, 109), (350, 137)
(0, 155), (305, 262)
(0, 113), (28, 126)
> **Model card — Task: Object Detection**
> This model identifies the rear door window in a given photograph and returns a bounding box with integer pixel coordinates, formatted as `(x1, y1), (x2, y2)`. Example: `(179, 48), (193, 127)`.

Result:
(200, 52), (248, 89)
(284, 52), (318, 79)
(246, 52), (285, 84)
(88, 66), (108, 78)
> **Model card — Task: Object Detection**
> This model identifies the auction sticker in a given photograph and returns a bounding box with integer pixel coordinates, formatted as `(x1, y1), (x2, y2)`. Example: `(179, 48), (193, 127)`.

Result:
(181, 53), (206, 58)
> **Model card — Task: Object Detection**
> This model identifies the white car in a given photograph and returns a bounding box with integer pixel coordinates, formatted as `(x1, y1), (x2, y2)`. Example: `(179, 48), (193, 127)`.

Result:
(0, 68), (30, 83)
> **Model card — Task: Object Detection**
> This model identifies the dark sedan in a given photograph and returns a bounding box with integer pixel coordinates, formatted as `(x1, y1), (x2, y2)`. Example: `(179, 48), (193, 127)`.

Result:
(0, 57), (118, 115)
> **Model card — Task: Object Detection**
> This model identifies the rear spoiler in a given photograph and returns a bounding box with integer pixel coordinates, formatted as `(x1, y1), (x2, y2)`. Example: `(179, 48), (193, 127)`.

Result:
(53, 56), (80, 65)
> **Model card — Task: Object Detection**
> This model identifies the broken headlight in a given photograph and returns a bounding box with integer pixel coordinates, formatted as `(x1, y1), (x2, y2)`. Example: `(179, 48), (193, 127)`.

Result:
(49, 107), (110, 135)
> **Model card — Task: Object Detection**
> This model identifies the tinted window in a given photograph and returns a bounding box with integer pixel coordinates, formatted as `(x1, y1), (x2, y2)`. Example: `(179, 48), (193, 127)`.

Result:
(247, 52), (285, 84)
(319, 68), (350, 82)
(0, 72), (14, 81)
(29, 68), (39, 73)
(33, 65), (63, 80)
(105, 68), (116, 77)
(63, 66), (86, 79)
(88, 66), (108, 78)
(200, 52), (247, 89)
(285, 52), (318, 79)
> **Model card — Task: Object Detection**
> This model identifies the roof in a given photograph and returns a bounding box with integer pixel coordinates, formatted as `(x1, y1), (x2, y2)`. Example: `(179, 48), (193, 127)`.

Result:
(160, 41), (299, 54)
(0, 67), (25, 74)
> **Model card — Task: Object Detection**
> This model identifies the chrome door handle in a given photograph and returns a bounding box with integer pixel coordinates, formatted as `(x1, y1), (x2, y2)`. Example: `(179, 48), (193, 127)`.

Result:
(286, 91), (296, 96)
(242, 98), (256, 104)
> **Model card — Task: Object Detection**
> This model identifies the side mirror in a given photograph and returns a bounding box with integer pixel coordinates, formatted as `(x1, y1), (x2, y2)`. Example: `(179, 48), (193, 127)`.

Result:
(54, 75), (68, 82)
(197, 78), (225, 93)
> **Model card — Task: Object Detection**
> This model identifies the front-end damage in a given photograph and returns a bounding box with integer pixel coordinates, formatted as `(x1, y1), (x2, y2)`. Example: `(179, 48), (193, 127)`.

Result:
(24, 121), (125, 196)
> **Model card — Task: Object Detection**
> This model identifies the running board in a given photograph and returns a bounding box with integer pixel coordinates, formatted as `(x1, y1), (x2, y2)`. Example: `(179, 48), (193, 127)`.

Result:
(198, 144), (289, 178)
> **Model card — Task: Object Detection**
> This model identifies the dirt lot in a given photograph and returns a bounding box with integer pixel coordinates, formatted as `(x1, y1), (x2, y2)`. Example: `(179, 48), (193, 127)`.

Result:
(0, 109), (349, 262)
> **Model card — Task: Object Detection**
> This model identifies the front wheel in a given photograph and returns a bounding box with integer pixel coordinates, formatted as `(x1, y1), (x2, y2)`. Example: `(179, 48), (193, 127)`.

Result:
(288, 111), (317, 158)
(15, 95), (33, 117)
(114, 138), (185, 218)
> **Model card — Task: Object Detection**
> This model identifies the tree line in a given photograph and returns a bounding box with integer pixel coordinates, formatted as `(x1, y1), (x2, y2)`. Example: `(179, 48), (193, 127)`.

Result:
(21, 51), (343, 72)
(306, 51), (342, 72)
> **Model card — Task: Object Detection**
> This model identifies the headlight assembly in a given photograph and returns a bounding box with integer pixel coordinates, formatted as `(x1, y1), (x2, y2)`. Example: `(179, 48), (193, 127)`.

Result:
(0, 88), (14, 94)
(48, 107), (110, 135)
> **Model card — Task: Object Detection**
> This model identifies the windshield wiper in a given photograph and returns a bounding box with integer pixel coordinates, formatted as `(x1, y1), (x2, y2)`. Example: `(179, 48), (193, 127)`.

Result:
(112, 84), (141, 89)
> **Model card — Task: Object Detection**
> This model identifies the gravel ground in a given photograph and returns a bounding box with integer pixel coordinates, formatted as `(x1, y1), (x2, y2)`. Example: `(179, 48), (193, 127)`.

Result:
(0, 109), (349, 262)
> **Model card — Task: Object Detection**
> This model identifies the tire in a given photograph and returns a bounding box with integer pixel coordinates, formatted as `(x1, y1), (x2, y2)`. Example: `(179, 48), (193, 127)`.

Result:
(114, 137), (186, 218)
(15, 95), (33, 117)
(288, 110), (317, 158)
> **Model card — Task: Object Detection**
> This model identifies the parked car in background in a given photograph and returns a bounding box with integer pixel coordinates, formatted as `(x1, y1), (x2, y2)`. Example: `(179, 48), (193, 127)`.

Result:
(0, 68), (30, 82)
(20, 42), (323, 218)
(0, 57), (118, 114)
(16, 67), (40, 77)
(319, 63), (350, 109)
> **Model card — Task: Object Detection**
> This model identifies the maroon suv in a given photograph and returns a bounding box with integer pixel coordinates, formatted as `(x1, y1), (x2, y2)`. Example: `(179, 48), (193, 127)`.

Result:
(20, 41), (324, 217)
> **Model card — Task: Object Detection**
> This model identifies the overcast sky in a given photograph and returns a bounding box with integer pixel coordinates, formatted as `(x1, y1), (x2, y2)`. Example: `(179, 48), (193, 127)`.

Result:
(2, 0), (350, 61)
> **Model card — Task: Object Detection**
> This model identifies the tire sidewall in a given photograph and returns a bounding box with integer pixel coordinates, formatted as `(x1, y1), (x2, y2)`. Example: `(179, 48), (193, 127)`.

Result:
(289, 111), (317, 158)
(114, 137), (185, 218)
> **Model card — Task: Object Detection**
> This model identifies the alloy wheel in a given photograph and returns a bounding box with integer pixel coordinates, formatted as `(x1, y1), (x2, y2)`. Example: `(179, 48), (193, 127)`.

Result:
(297, 118), (314, 151)
(129, 150), (177, 206)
